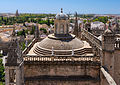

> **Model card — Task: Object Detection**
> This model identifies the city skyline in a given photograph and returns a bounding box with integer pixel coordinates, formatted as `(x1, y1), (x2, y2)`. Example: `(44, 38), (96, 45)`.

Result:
(0, 0), (120, 14)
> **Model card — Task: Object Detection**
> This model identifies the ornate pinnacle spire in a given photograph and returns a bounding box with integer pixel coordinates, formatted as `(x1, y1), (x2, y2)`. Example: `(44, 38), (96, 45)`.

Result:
(12, 24), (16, 37)
(115, 17), (118, 24)
(108, 21), (112, 29)
(73, 12), (78, 37)
(61, 8), (63, 13)
(6, 38), (22, 65)
(75, 12), (77, 20)
(34, 24), (39, 39)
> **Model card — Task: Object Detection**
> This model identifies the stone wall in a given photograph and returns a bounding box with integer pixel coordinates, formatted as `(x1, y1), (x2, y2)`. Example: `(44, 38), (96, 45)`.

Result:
(25, 80), (100, 85)
(24, 64), (100, 85)
(114, 50), (120, 84)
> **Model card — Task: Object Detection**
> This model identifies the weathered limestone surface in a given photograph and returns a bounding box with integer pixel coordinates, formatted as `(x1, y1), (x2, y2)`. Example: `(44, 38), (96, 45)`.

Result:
(25, 80), (100, 85)
(24, 64), (99, 77)
(24, 64), (100, 85)
(114, 50), (120, 84)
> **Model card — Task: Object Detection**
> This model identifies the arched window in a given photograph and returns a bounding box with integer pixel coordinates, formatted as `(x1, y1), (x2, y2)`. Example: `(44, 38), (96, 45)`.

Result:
(60, 24), (64, 34)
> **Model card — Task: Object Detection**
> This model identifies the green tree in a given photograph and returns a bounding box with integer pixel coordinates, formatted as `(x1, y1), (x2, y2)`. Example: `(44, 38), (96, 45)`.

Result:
(83, 20), (87, 23)
(0, 14), (56, 26)
(21, 42), (26, 51)
(92, 16), (109, 23)
(40, 28), (47, 33)
(0, 59), (5, 82)
(17, 31), (23, 36)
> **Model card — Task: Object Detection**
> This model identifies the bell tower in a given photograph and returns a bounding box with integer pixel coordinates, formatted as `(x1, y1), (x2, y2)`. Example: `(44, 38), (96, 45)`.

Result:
(16, 9), (19, 17)
(5, 38), (24, 85)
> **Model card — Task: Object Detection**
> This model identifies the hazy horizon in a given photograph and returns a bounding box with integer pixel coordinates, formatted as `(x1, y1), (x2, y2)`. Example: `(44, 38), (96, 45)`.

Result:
(0, 0), (120, 14)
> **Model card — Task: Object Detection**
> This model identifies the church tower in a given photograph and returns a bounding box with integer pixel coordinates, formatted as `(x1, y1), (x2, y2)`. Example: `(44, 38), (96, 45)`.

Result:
(5, 38), (24, 85)
(16, 10), (19, 17)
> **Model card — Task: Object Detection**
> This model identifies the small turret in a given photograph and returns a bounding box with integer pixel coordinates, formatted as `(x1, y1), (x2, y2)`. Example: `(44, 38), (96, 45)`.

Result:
(5, 38), (24, 85)
(101, 27), (115, 81)
(6, 38), (22, 65)
(102, 28), (115, 51)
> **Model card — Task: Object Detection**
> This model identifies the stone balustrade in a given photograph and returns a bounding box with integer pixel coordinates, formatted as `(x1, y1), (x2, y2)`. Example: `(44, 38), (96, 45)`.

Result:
(82, 29), (120, 50)
(22, 38), (37, 54)
(23, 55), (100, 65)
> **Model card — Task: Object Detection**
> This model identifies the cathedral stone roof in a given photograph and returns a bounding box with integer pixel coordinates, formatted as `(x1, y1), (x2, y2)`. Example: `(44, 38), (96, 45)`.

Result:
(35, 35), (84, 51)
(33, 8), (86, 55)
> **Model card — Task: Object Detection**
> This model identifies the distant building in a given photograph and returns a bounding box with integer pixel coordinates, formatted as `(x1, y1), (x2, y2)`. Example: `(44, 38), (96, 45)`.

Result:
(90, 21), (105, 36)
(15, 10), (19, 17)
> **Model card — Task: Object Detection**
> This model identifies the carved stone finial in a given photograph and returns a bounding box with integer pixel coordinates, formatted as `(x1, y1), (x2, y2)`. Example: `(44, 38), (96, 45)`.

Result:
(51, 46), (54, 56)
(12, 24), (16, 37)
(72, 47), (74, 56)
(73, 12), (78, 37)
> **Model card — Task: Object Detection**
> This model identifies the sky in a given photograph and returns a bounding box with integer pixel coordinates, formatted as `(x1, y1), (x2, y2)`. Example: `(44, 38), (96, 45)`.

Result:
(0, 0), (120, 14)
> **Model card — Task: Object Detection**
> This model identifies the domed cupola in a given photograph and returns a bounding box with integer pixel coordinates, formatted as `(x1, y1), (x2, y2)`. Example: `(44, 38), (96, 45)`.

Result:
(33, 9), (86, 56)
(54, 8), (69, 37)
(56, 8), (69, 20)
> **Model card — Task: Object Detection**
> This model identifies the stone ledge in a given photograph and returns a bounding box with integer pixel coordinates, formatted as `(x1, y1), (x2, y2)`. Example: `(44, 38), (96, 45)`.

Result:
(48, 34), (75, 40)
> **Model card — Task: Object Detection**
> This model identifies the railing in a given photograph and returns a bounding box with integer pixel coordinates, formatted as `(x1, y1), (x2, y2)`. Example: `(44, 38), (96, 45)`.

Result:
(82, 29), (102, 50)
(22, 38), (37, 54)
(23, 55), (100, 65)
